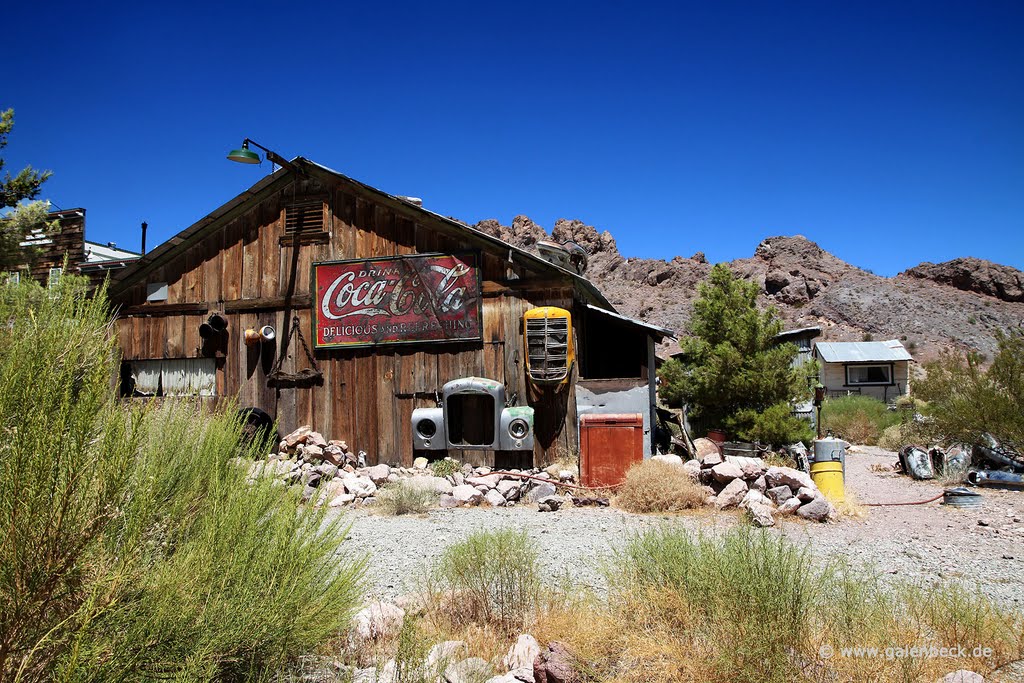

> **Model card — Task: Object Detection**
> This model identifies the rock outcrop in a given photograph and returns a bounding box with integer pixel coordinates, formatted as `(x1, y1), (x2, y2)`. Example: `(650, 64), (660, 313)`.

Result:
(474, 216), (1024, 360)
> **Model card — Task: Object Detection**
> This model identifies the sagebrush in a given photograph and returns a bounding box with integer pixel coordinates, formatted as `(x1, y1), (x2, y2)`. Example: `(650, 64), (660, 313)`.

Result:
(426, 528), (540, 634)
(0, 277), (365, 682)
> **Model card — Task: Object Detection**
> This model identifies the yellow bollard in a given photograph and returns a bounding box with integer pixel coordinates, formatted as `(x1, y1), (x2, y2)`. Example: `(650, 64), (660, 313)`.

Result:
(810, 461), (845, 503)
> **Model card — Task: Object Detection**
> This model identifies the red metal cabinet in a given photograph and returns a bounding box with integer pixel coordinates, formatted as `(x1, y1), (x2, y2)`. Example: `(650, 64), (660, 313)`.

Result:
(580, 413), (644, 488)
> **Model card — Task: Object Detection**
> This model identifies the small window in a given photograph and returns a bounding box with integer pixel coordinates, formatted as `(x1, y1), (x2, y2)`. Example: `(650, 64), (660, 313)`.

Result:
(121, 358), (217, 397)
(3, 272), (19, 285)
(48, 267), (62, 288)
(847, 364), (892, 385)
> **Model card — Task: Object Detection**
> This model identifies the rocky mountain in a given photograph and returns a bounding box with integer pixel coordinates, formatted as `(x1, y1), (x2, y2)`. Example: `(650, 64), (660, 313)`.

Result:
(474, 216), (1024, 360)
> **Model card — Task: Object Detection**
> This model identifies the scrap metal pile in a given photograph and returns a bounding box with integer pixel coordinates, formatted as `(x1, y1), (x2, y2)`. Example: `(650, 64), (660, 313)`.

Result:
(899, 433), (1024, 490)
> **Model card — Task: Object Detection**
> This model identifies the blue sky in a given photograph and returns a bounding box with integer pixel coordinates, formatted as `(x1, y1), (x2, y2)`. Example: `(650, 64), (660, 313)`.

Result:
(3, 1), (1022, 276)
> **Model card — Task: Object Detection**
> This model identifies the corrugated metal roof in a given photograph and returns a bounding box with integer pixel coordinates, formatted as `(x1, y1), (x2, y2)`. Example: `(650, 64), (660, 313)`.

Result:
(814, 340), (913, 363)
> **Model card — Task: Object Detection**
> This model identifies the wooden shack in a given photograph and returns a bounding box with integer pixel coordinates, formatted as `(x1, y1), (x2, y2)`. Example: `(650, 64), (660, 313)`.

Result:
(108, 158), (671, 467)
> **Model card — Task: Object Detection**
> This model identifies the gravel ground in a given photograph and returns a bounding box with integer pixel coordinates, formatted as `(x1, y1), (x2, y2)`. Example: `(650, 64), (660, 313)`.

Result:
(333, 447), (1024, 609)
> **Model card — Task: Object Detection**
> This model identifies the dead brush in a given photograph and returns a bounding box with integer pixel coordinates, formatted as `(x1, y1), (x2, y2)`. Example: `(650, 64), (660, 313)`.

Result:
(614, 460), (706, 513)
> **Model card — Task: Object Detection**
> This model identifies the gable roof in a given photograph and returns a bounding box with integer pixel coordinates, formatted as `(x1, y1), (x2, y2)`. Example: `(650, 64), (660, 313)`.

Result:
(814, 340), (914, 363)
(110, 157), (612, 309)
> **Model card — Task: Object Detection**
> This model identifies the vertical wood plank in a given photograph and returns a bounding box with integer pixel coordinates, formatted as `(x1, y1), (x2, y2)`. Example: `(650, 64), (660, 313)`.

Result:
(376, 352), (397, 464)
(222, 219), (243, 302)
(332, 354), (354, 443)
(241, 214), (260, 299)
(203, 231), (224, 305)
(164, 314), (184, 358)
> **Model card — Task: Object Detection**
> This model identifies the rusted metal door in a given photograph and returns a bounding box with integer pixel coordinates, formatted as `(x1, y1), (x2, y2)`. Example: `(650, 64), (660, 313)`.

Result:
(580, 413), (644, 488)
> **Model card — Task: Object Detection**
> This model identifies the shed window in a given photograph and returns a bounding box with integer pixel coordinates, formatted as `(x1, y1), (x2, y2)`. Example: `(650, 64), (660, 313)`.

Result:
(48, 267), (62, 288)
(846, 364), (892, 385)
(121, 358), (216, 397)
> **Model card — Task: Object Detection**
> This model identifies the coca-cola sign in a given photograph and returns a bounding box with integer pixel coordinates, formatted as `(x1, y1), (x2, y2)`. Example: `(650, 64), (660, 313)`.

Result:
(313, 253), (482, 348)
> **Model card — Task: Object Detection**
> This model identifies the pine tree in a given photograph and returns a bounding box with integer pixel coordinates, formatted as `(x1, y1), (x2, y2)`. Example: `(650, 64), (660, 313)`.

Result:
(1, 108), (54, 271)
(659, 263), (814, 445)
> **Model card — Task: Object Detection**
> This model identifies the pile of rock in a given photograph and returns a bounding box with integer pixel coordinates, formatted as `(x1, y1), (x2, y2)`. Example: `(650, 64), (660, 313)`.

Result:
(246, 425), (581, 510)
(653, 449), (839, 526)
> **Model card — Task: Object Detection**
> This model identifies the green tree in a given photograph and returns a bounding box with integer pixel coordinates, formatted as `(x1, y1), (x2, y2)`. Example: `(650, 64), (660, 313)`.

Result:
(659, 263), (813, 445)
(1, 108), (54, 271)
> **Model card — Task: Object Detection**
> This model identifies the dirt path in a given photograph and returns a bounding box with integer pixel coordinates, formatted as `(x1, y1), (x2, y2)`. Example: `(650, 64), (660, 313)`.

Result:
(336, 447), (1024, 609)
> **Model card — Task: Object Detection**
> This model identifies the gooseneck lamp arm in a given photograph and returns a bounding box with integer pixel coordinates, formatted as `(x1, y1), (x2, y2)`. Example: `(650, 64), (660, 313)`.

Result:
(227, 138), (300, 173)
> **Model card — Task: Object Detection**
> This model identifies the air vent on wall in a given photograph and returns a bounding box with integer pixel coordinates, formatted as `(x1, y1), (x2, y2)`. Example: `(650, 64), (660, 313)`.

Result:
(281, 200), (329, 244)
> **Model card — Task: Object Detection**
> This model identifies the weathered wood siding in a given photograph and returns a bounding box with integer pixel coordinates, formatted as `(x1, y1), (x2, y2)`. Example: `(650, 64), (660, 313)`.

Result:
(113, 174), (580, 466)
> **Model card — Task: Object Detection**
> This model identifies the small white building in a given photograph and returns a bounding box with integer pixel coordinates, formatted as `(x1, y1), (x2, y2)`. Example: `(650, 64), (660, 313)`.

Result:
(813, 340), (913, 403)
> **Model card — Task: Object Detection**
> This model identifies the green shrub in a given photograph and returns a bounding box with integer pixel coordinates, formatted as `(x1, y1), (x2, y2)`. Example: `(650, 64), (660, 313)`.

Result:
(376, 480), (436, 516)
(428, 457), (461, 478)
(732, 401), (813, 446)
(615, 460), (706, 513)
(821, 395), (902, 445)
(427, 529), (540, 634)
(0, 277), (365, 682)
(915, 331), (1024, 447)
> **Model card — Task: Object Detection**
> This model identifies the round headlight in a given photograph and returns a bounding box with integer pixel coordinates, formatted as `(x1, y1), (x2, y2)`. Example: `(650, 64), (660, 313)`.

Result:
(416, 419), (437, 438)
(508, 418), (529, 439)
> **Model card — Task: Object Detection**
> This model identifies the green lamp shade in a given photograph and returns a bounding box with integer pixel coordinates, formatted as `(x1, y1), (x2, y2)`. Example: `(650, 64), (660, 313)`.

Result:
(227, 147), (261, 164)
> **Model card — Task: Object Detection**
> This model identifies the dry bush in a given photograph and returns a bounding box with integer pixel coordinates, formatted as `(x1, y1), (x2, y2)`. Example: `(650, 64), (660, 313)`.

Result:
(615, 460), (706, 513)
(878, 423), (910, 451)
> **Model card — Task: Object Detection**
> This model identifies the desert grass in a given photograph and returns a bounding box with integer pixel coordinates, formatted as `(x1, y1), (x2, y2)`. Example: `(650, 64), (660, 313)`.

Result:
(375, 480), (436, 516)
(614, 460), (706, 513)
(334, 524), (1023, 683)
(527, 527), (1024, 683)
(823, 395), (904, 445)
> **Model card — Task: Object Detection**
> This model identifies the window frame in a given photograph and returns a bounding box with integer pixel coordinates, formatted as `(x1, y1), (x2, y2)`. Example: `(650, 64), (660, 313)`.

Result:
(845, 363), (894, 386)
